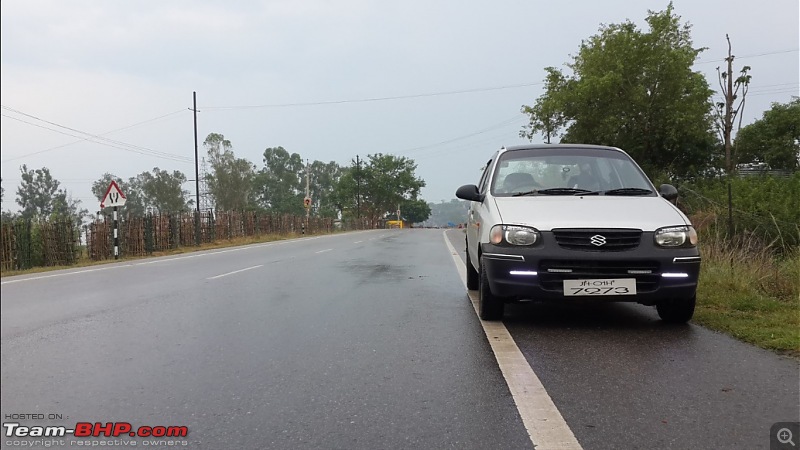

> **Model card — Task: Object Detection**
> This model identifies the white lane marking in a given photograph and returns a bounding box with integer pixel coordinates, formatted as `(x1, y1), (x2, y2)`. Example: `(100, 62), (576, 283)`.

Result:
(315, 249), (332, 254)
(1, 230), (380, 285)
(0, 265), (130, 285)
(442, 231), (582, 450)
(354, 240), (363, 244)
(207, 265), (263, 280)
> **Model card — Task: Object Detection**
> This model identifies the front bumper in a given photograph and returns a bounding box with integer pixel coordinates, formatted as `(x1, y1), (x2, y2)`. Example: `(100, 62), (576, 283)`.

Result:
(480, 232), (700, 305)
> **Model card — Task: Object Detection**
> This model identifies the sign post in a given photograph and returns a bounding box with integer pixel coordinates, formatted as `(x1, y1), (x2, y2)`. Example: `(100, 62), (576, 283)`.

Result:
(100, 181), (127, 260)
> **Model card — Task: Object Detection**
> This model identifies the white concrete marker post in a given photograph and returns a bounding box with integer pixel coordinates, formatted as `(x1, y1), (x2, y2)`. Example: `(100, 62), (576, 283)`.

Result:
(100, 181), (127, 260)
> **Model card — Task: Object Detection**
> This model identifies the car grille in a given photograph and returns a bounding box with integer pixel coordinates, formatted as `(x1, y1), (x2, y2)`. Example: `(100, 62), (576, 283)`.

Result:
(538, 259), (660, 293)
(552, 229), (642, 251)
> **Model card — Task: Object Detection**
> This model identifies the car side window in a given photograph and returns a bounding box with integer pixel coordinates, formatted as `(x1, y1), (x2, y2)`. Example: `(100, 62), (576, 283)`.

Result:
(477, 159), (493, 193)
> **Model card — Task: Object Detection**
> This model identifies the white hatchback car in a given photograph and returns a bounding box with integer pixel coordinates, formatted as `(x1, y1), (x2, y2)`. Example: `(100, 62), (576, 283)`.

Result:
(456, 144), (700, 322)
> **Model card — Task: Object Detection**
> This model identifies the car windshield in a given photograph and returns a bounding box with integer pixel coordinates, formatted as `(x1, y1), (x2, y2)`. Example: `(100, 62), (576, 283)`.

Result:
(490, 147), (655, 196)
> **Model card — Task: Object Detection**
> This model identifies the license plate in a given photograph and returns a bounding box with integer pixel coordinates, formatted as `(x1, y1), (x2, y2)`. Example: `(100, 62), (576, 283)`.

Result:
(563, 278), (637, 296)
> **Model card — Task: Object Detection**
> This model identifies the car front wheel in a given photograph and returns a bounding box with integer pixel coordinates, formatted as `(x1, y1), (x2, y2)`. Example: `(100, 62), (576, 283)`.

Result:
(656, 295), (696, 323)
(479, 256), (504, 320)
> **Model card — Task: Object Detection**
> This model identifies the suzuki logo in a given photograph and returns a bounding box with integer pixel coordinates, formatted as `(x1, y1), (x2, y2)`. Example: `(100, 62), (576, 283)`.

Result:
(590, 235), (607, 246)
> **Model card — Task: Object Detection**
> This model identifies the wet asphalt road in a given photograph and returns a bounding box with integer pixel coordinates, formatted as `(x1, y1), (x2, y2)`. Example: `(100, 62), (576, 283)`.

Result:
(1, 228), (798, 449)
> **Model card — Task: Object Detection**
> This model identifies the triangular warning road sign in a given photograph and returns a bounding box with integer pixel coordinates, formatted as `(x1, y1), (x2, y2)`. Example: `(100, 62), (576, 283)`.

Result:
(100, 180), (127, 209)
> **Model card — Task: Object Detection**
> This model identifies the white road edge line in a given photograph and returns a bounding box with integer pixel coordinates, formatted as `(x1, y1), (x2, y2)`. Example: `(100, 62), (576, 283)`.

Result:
(207, 265), (263, 280)
(315, 249), (332, 254)
(442, 231), (582, 450)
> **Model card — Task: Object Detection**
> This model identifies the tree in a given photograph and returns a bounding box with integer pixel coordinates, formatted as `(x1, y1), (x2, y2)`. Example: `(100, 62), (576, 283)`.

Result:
(137, 167), (192, 213)
(91, 173), (147, 216)
(735, 99), (800, 171)
(333, 154), (426, 223)
(520, 68), (568, 144)
(713, 34), (752, 173)
(52, 190), (89, 227)
(400, 198), (431, 224)
(521, 3), (718, 177)
(204, 133), (256, 211)
(16, 165), (61, 219)
(309, 160), (342, 218)
(253, 146), (304, 214)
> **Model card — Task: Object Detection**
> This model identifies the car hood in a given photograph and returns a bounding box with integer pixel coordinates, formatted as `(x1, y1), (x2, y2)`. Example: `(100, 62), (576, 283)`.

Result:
(492, 195), (689, 231)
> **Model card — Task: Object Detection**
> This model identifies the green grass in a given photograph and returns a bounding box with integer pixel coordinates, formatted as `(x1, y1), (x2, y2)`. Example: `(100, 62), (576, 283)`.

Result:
(693, 236), (800, 356)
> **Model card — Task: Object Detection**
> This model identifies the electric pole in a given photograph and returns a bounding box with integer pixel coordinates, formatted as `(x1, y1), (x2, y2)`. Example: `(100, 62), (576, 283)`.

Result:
(191, 91), (200, 212)
(305, 159), (310, 233)
(356, 155), (361, 227)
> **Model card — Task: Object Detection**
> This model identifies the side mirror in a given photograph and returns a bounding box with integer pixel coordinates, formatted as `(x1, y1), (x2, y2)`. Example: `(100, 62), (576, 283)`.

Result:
(456, 184), (484, 202)
(659, 184), (679, 204)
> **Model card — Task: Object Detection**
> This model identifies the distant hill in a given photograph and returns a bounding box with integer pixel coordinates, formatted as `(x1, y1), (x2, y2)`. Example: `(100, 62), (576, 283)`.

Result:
(420, 199), (469, 227)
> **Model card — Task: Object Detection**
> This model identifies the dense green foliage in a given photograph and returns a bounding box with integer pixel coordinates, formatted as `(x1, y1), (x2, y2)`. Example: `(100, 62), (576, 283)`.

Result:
(253, 146), (305, 215)
(204, 133), (257, 211)
(521, 4), (719, 176)
(16, 165), (61, 218)
(14, 165), (87, 226)
(332, 154), (428, 224)
(735, 99), (800, 171)
(399, 199), (432, 224)
(679, 173), (800, 250)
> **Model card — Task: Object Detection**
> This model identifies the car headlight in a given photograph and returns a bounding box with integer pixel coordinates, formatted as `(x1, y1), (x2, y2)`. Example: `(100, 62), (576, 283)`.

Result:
(490, 225), (540, 245)
(654, 226), (698, 248)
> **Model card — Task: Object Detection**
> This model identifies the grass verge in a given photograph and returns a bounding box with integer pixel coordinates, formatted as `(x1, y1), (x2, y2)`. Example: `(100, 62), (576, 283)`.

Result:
(693, 234), (800, 356)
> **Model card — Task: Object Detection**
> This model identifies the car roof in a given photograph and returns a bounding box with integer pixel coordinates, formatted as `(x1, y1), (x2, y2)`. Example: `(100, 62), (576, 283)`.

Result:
(501, 143), (624, 152)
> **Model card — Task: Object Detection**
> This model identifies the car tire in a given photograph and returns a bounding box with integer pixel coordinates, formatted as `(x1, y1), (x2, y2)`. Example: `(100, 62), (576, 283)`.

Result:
(656, 295), (696, 323)
(466, 242), (479, 290)
(479, 256), (504, 320)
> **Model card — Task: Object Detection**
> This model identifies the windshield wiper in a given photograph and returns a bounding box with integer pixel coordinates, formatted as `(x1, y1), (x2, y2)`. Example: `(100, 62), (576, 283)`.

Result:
(537, 187), (596, 196)
(512, 188), (592, 196)
(603, 188), (653, 196)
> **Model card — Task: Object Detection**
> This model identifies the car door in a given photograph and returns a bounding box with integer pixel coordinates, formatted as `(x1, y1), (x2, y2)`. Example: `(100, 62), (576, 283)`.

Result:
(467, 157), (494, 267)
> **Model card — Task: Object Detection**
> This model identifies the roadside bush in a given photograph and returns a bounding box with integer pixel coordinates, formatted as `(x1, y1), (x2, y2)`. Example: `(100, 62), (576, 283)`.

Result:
(678, 173), (800, 251)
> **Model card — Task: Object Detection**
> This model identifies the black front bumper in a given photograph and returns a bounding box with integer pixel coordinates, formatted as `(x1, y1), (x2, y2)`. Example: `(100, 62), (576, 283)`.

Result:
(480, 231), (700, 305)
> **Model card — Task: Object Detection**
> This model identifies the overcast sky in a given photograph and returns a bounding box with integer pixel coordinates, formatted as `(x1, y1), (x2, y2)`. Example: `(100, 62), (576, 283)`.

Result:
(1, 0), (798, 212)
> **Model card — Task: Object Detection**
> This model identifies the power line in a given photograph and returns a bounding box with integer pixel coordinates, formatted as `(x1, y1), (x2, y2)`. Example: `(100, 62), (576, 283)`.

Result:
(1, 114), (192, 164)
(2, 106), (192, 161)
(1, 108), (187, 162)
(694, 48), (799, 65)
(1, 107), (192, 163)
(396, 114), (527, 156)
(202, 81), (544, 110)
(747, 89), (799, 97)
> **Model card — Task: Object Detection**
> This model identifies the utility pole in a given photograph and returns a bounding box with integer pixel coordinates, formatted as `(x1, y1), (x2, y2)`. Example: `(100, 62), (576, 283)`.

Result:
(356, 155), (361, 228)
(305, 159), (310, 234)
(191, 91), (201, 246)
(191, 91), (200, 212)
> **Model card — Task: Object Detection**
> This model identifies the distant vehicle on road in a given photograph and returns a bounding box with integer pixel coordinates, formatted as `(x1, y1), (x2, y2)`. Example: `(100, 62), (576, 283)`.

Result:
(456, 144), (700, 322)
